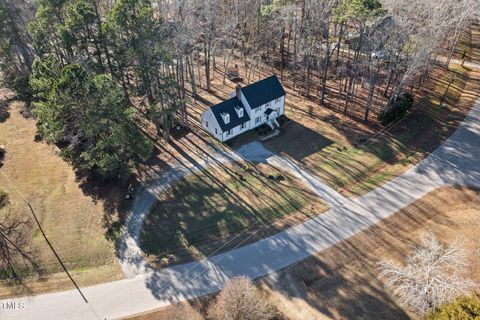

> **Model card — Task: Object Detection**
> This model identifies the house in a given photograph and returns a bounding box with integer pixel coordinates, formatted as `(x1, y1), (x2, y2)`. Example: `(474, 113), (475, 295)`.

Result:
(200, 75), (286, 142)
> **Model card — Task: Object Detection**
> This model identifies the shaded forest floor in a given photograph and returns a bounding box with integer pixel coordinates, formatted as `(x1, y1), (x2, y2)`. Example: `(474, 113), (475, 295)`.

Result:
(125, 186), (480, 320)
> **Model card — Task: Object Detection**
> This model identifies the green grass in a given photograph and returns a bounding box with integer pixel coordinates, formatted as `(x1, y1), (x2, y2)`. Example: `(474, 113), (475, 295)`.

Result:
(140, 163), (326, 266)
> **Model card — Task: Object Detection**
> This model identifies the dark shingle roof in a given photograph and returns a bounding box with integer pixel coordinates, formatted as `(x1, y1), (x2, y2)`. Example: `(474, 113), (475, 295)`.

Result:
(210, 97), (250, 132)
(241, 75), (286, 109)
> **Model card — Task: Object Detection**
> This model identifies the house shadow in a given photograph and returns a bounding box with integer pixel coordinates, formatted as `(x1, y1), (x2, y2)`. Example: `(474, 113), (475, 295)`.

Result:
(262, 120), (334, 162)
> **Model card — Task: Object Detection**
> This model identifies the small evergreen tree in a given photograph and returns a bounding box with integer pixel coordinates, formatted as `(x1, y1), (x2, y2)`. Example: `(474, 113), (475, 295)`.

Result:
(379, 92), (414, 125)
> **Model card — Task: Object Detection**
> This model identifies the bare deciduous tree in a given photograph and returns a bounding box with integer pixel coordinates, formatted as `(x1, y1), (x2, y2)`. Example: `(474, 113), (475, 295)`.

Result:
(171, 303), (203, 320)
(379, 233), (475, 315)
(0, 191), (40, 281)
(207, 276), (277, 320)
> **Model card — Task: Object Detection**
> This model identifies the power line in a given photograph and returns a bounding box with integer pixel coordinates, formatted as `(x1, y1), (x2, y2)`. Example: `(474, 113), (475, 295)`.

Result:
(0, 169), (102, 320)
(24, 202), (88, 303)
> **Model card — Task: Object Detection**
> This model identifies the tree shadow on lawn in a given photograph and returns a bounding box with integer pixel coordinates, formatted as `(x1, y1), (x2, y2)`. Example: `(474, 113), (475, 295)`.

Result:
(143, 253), (410, 320)
(261, 256), (411, 320)
(76, 172), (134, 243)
(272, 65), (479, 197)
(359, 65), (476, 161)
(139, 144), (321, 268)
(0, 97), (12, 123)
(258, 187), (474, 320)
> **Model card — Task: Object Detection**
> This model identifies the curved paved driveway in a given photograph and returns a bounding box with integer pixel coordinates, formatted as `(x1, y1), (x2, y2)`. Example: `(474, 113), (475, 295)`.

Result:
(118, 137), (348, 278)
(1, 97), (480, 320)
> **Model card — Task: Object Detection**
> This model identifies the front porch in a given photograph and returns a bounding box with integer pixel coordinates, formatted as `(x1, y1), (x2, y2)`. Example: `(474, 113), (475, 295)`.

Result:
(265, 107), (280, 129)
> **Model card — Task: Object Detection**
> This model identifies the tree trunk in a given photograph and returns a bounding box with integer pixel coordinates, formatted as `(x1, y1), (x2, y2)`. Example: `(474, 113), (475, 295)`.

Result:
(306, 55), (311, 96)
(365, 66), (380, 121)
(445, 28), (462, 69)
(204, 41), (211, 91)
(280, 26), (286, 81)
(186, 54), (197, 100)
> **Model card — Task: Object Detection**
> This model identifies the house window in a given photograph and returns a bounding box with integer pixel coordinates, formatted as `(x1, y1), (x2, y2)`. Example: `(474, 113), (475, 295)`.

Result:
(205, 121), (209, 128)
(227, 129), (233, 136)
(255, 116), (261, 124)
(240, 122), (246, 129)
(266, 102), (271, 107)
(215, 128), (218, 134)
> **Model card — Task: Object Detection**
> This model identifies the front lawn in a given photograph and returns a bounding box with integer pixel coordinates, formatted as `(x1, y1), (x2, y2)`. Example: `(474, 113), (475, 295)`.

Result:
(140, 162), (327, 267)
(127, 186), (480, 320)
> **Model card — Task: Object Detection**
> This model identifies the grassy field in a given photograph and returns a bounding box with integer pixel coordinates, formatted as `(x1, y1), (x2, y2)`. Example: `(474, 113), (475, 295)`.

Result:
(141, 162), (327, 267)
(0, 97), (122, 298)
(126, 186), (480, 320)
(264, 23), (480, 197)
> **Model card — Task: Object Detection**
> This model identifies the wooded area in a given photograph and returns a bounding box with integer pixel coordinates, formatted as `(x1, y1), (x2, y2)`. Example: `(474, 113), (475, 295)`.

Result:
(0, 0), (478, 180)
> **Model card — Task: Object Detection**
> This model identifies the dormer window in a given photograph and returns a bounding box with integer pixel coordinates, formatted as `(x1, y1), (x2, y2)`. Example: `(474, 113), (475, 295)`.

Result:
(221, 112), (230, 124)
(235, 106), (244, 118)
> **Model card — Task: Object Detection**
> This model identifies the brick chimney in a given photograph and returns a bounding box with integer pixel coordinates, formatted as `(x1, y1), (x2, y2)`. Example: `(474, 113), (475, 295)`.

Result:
(235, 84), (242, 99)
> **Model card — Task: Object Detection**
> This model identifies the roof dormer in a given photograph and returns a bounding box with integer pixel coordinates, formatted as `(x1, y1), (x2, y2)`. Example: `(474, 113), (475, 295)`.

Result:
(221, 112), (230, 124)
(235, 106), (244, 118)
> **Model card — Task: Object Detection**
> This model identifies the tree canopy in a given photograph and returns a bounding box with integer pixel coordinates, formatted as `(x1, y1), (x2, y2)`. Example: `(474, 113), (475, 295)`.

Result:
(32, 63), (152, 180)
